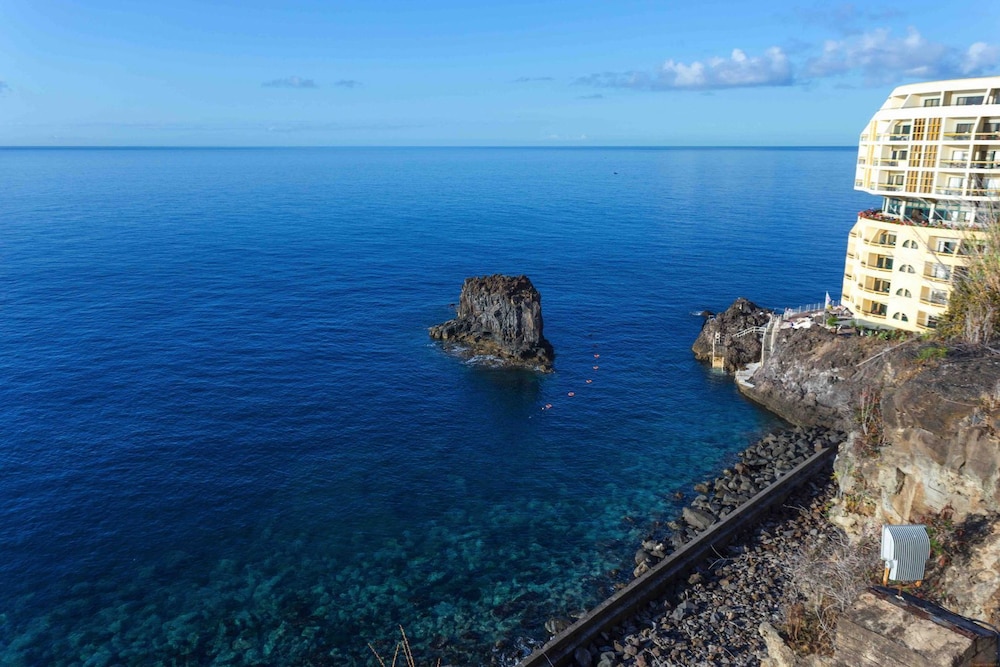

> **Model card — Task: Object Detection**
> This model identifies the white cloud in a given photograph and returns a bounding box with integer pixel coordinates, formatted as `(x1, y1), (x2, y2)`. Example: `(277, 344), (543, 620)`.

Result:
(803, 28), (999, 84)
(964, 42), (1000, 75)
(261, 76), (317, 89)
(577, 47), (793, 91)
(577, 28), (1000, 93)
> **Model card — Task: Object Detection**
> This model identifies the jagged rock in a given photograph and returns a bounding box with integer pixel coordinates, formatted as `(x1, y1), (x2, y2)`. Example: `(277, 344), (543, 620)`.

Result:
(429, 274), (554, 371)
(692, 297), (773, 373)
(758, 622), (797, 667)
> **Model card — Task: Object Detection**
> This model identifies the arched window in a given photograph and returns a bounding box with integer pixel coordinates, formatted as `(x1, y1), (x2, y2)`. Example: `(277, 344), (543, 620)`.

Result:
(895, 288), (912, 297)
(892, 312), (910, 322)
(902, 239), (918, 249)
(898, 264), (916, 273)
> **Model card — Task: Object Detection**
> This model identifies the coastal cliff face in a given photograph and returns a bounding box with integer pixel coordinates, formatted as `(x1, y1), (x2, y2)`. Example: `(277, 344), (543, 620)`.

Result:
(736, 319), (1000, 624)
(744, 331), (1000, 522)
(429, 274), (555, 371)
(696, 299), (1000, 626)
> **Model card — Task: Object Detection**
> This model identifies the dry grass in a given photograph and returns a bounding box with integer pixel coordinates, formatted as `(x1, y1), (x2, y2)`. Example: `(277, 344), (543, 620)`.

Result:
(368, 626), (441, 667)
(781, 525), (881, 654)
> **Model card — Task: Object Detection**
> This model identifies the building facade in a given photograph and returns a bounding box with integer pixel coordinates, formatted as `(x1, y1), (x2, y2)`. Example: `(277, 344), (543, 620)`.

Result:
(841, 76), (1000, 331)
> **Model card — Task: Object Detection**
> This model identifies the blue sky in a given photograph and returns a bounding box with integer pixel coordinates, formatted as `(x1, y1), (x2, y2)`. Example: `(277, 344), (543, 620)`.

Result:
(1, 0), (998, 146)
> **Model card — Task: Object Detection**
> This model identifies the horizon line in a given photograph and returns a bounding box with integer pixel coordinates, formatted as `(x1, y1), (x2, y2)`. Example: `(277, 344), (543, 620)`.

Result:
(0, 144), (856, 150)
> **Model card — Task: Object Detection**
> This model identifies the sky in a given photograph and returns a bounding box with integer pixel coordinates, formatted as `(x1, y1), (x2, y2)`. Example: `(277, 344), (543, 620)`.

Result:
(1, 0), (998, 146)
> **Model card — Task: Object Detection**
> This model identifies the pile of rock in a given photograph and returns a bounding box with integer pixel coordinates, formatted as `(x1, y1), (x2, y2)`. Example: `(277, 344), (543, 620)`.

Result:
(632, 426), (845, 577)
(586, 477), (839, 667)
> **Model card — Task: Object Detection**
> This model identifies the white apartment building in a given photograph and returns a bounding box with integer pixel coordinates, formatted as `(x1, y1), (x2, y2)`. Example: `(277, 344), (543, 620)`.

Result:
(842, 76), (1000, 331)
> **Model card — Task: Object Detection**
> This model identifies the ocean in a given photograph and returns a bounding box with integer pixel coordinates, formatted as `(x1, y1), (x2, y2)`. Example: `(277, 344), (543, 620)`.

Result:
(0, 147), (870, 665)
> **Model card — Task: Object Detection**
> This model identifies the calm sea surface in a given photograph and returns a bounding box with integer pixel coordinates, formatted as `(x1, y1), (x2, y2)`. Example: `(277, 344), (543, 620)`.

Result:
(0, 147), (870, 665)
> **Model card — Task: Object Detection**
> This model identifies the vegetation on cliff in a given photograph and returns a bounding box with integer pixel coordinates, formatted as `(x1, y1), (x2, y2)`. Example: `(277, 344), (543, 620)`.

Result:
(939, 208), (1000, 344)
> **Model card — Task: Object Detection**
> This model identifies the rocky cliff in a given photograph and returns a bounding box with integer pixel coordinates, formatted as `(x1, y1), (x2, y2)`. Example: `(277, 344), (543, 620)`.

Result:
(699, 299), (1000, 627)
(429, 274), (555, 372)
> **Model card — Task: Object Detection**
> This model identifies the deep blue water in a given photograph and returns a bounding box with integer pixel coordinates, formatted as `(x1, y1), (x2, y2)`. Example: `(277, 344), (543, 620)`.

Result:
(0, 147), (870, 665)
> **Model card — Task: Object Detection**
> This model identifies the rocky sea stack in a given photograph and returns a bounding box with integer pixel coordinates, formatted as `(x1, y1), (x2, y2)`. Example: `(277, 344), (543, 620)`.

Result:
(429, 274), (555, 372)
(691, 297), (773, 372)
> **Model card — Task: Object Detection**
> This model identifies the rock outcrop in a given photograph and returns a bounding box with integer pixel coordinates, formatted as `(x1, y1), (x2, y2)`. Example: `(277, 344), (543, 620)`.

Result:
(429, 274), (554, 372)
(691, 297), (773, 373)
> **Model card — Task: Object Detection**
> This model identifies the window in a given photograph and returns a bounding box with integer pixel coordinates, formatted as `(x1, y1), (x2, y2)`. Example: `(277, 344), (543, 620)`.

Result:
(877, 231), (897, 246)
(936, 239), (958, 253)
(892, 312), (910, 322)
(929, 289), (949, 305)
(898, 264), (915, 273)
(926, 315), (940, 329)
(957, 95), (985, 106)
(873, 278), (891, 293)
(876, 255), (894, 270)
(895, 288), (912, 297)
(955, 123), (973, 138)
(891, 149), (908, 161)
(871, 302), (888, 316)
(931, 264), (952, 280)
(902, 240), (918, 249)
(923, 98), (941, 107)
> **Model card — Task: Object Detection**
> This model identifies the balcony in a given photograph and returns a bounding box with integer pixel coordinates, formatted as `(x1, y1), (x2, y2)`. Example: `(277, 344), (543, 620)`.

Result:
(941, 159), (968, 168)
(923, 270), (952, 284)
(971, 160), (1000, 170)
(879, 184), (903, 192)
(934, 187), (965, 196)
(861, 261), (893, 274)
(944, 132), (973, 141)
(857, 209), (971, 231)
(873, 158), (901, 167)
(975, 132), (1000, 141)
(919, 297), (949, 308)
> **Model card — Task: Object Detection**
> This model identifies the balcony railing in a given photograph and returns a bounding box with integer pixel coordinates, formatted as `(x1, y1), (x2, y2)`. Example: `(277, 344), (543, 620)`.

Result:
(873, 158), (901, 167)
(919, 297), (949, 308)
(879, 184), (903, 191)
(934, 187), (965, 196)
(861, 261), (893, 273)
(971, 160), (1000, 169)
(944, 132), (973, 141)
(923, 271), (952, 283)
(857, 209), (972, 231)
(975, 132), (1000, 141)
(863, 310), (888, 320)
(941, 160), (968, 168)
